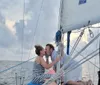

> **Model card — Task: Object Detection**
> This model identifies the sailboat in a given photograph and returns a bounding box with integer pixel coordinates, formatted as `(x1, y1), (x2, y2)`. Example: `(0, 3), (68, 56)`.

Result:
(43, 0), (100, 85)
(0, 0), (100, 85)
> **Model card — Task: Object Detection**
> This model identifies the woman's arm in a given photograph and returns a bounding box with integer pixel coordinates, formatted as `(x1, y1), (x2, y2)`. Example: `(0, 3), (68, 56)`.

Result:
(40, 57), (59, 69)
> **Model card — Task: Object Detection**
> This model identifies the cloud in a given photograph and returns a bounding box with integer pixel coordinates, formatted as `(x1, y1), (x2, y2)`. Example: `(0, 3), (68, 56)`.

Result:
(11, 0), (60, 50)
(14, 0), (60, 48)
(0, 0), (60, 49)
(0, 23), (16, 48)
(0, 0), (24, 21)
(14, 20), (24, 41)
(0, 12), (15, 48)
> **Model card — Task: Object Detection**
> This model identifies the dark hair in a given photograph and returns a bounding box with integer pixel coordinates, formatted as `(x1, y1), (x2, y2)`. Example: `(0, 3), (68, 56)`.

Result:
(46, 44), (54, 50)
(35, 45), (43, 56)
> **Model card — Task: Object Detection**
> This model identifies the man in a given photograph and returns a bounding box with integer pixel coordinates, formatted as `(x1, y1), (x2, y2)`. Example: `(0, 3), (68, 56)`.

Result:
(45, 44), (92, 85)
(45, 44), (65, 71)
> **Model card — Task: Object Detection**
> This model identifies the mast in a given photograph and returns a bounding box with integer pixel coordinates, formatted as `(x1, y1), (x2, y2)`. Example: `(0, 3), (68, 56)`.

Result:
(56, 0), (64, 84)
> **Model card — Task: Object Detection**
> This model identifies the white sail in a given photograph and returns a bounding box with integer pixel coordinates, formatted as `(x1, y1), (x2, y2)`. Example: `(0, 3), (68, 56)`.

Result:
(60, 0), (100, 32)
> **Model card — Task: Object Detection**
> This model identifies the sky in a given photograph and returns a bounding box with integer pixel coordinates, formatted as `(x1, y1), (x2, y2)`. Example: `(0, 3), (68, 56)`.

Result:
(0, 0), (99, 61)
(0, 0), (60, 61)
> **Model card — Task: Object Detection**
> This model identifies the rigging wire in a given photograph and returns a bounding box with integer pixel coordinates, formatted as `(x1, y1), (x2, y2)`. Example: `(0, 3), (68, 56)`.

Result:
(61, 32), (99, 69)
(0, 57), (35, 74)
(65, 51), (99, 75)
(64, 33), (100, 70)
(70, 29), (85, 57)
(27, 0), (44, 60)
(70, 45), (100, 69)
(43, 52), (98, 85)
(43, 33), (100, 84)
(65, 48), (99, 72)
(20, 0), (25, 76)
(93, 27), (99, 82)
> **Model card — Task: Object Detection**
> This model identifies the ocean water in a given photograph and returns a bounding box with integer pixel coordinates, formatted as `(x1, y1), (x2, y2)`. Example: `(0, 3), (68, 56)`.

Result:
(0, 60), (33, 85)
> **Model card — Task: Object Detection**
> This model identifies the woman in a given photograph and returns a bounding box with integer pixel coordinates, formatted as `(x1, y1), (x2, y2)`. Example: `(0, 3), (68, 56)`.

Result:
(32, 45), (60, 85)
